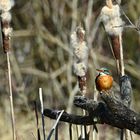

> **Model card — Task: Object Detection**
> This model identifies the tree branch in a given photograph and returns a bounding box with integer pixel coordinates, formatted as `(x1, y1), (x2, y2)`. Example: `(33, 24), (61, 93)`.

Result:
(44, 95), (140, 135)
(44, 75), (140, 135)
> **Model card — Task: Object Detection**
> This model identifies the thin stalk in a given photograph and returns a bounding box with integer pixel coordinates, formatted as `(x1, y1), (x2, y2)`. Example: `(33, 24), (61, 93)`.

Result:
(81, 123), (86, 139)
(47, 110), (64, 140)
(119, 4), (135, 27)
(119, 34), (130, 140)
(7, 52), (17, 140)
(39, 88), (46, 140)
(119, 34), (133, 140)
(55, 125), (58, 140)
(34, 101), (41, 140)
(119, 34), (125, 76)
(69, 124), (72, 140)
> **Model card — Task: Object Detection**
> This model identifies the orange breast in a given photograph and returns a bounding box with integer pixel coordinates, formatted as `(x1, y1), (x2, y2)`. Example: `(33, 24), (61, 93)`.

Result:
(96, 75), (113, 91)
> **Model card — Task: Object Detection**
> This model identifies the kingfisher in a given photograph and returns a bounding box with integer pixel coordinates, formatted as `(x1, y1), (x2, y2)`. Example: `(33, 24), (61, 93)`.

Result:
(95, 68), (113, 92)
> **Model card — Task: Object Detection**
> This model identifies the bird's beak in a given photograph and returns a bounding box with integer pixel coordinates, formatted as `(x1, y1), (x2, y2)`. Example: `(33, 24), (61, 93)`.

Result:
(96, 69), (104, 72)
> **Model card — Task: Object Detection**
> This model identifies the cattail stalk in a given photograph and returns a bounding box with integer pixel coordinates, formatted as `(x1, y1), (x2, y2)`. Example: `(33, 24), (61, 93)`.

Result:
(0, 1), (16, 140)
(119, 34), (125, 76)
(7, 52), (17, 140)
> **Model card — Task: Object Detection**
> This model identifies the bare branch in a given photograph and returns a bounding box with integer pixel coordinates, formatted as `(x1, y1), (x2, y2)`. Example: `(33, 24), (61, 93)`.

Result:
(44, 95), (140, 135)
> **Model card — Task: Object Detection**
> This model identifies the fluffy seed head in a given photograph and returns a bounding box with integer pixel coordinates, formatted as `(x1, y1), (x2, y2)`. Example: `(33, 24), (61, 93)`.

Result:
(76, 26), (85, 42)
(71, 27), (89, 76)
(1, 11), (12, 21)
(0, 0), (14, 11)
(106, 0), (113, 9)
(100, 5), (124, 35)
(3, 27), (13, 36)
(73, 62), (87, 77)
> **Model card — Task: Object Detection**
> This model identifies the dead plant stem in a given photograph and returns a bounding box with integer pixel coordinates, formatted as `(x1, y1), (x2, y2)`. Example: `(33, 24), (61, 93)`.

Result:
(119, 34), (125, 76)
(39, 88), (46, 140)
(7, 52), (17, 140)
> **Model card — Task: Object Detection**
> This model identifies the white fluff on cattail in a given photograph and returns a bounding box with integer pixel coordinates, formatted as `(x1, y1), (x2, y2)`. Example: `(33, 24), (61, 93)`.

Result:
(0, 0), (14, 12)
(1, 11), (12, 21)
(100, 4), (124, 35)
(71, 30), (89, 77)
(115, 0), (121, 5)
(3, 27), (12, 36)
(73, 62), (87, 76)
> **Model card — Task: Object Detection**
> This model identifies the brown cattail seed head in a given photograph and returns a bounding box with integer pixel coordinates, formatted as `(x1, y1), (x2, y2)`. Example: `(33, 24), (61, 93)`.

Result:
(110, 35), (120, 59)
(2, 36), (10, 53)
(78, 75), (87, 95)
(1, 20), (11, 53)
(0, 0), (14, 53)
(76, 26), (85, 43)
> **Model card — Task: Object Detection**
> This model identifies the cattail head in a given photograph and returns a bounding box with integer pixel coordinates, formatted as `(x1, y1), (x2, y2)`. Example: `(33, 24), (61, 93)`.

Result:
(110, 35), (120, 59)
(73, 62), (87, 77)
(106, 0), (113, 9)
(71, 26), (89, 95)
(71, 26), (89, 77)
(0, 0), (14, 12)
(100, 4), (124, 36)
(1, 11), (12, 22)
(76, 26), (85, 42)
(3, 27), (12, 36)
(0, 0), (14, 53)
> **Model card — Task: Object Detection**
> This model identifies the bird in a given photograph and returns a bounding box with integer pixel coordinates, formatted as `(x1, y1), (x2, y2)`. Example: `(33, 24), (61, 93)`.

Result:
(95, 68), (113, 92)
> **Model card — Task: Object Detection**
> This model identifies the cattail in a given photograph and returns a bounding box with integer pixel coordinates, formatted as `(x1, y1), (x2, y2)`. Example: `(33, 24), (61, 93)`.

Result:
(71, 26), (91, 140)
(100, 0), (124, 60)
(0, 0), (14, 11)
(0, 1), (16, 140)
(0, 0), (14, 53)
(71, 26), (89, 95)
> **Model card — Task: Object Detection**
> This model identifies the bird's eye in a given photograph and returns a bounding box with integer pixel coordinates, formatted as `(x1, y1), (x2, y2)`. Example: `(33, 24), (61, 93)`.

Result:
(104, 70), (110, 74)
(104, 70), (109, 72)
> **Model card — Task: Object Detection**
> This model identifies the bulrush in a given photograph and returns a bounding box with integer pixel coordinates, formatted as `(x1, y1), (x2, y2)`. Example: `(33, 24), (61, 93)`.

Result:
(0, 0), (14, 53)
(100, 0), (124, 67)
(0, 1), (16, 140)
(71, 26), (89, 95)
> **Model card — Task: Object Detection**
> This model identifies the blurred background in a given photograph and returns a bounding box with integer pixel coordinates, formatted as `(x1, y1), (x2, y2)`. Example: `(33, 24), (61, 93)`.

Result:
(0, 0), (140, 139)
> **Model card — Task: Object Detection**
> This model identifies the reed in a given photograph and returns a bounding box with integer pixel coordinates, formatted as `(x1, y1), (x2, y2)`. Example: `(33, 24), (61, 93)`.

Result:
(0, 0), (16, 140)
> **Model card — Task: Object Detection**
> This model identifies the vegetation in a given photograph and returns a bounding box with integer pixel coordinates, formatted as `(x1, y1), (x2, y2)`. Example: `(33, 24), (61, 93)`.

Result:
(0, 0), (140, 139)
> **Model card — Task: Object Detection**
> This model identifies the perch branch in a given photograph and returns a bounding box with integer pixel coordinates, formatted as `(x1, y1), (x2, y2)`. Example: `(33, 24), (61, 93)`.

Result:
(44, 95), (140, 135)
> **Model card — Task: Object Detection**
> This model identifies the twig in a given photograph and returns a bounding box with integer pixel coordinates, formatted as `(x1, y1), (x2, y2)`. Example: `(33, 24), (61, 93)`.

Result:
(47, 110), (64, 140)
(39, 88), (46, 140)
(34, 101), (41, 140)
(31, 131), (37, 140)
